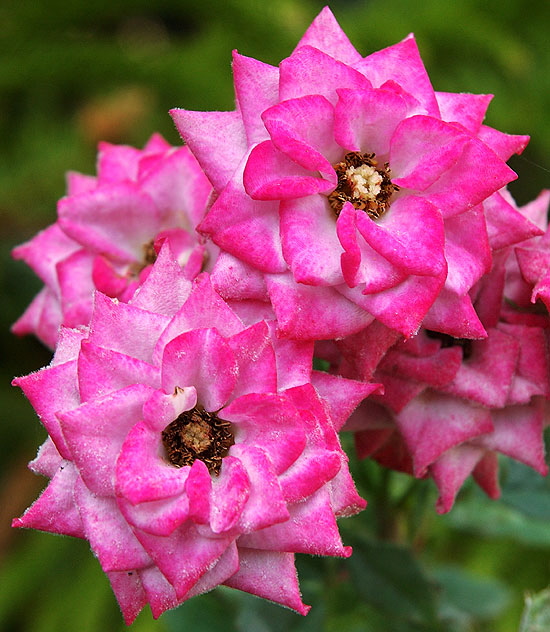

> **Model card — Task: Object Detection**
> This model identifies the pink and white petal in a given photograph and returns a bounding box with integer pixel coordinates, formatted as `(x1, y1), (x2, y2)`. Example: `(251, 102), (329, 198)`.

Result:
(294, 6), (361, 65)
(116, 421), (191, 505)
(136, 567), (178, 620)
(12, 223), (80, 289)
(185, 460), (212, 525)
(220, 392), (305, 475)
(280, 196), (345, 286)
(279, 45), (371, 103)
(499, 324), (550, 403)
(395, 392), (494, 477)
(89, 292), (170, 364)
(161, 329), (237, 411)
(210, 251), (269, 301)
(207, 455), (250, 534)
(263, 322), (313, 391)
(13, 360), (79, 459)
(334, 88), (410, 156)
(356, 35), (439, 116)
(444, 206), (492, 295)
(78, 341), (160, 402)
(232, 51), (280, 144)
(278, 448), (341, 503)
(142, 387), (197, 433)
(118, 493), (190, 538)
(12, 462), (85, 537)
(97, 142), (142, 183)
(229, 444), (289, 533)
(170, 109), (247, 191)
(244, 140), (334, 201)
(227, 321), (277, 398)
(472, 452), (501, 500)
(11, 286), (63, 349)
(477, 125), (529, 160)
(440, 329), (519, 408)
(337, 319), (402, 382)
(483, 192), (542, 250)
(28, 438), (64, 477)
(74, 477), (151, 572)
(262, 95), (341, 166)
(337, 204), (408, 291)
(311, 370), (381, 431)
(224, 549), (310, 615)
(58, 183), (161, 262)
(133, 521), (233, 599)
(357, 195), (446, 277)
(239, 487), (351, 557)
(66, 171), (97, 195)
(422, 139), (517, 218)
(107, 571), (148, 625)
(379, 345), (462, 389)
(199, 157), (287, 273)
(59, 384), (154, 496)
(154, 277), (243, 365)
(55, 249), (96, 325)
(340, 273), (445, 337)
(478, 401), (548, 475)
(435, 92), (493, 134)
(391, 116), (470, 191)
(225, 299), (275, 327)
(140, 147), (211, 228)
(328, 462), (368, 517)
(422, 287), (487, 339)
(430, 443), (485, 514)
(183, 541), (239, 599)
(267, 273), (373, 340)
(129, 242), (192, 316)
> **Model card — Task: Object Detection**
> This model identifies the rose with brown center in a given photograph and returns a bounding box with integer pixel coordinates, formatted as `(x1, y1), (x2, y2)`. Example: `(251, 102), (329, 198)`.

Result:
(162, 406), (235, 475)
(328, 152), (399, 220)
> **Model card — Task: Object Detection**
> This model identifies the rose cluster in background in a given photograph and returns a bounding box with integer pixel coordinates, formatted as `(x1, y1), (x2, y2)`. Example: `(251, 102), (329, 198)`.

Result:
(11, 7), (549, 624)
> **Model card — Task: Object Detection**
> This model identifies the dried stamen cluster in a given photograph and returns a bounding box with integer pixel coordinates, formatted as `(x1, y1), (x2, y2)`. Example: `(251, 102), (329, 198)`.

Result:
(162, 406), (235, 475)
(328, 152), (398, 219)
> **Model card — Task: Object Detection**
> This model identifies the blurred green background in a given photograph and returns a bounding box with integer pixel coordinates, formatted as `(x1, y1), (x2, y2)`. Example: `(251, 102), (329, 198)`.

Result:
(1, 1), (549, 631)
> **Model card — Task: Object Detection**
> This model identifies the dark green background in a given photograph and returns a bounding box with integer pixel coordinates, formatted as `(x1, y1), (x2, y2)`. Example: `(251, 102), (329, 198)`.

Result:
(1, 1), (549, 630)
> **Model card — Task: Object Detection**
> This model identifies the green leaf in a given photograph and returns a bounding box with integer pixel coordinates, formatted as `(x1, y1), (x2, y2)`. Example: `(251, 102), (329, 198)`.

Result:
(500, 460), (550, 520)
(432, 565), (510, 619)
(343, 533), (441, 628)
(519, 588), (550, 632)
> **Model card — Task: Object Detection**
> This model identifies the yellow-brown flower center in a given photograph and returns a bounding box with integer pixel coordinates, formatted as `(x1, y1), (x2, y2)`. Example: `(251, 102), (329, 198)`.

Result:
(328, 152), (398, 220)
(161, 406), (234, 475)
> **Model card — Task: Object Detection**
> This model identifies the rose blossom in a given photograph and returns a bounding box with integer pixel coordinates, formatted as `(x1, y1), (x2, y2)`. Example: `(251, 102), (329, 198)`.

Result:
(12, 246), (376, 622)
(12, 134), (214, 349)
(171, 7), (535, 341)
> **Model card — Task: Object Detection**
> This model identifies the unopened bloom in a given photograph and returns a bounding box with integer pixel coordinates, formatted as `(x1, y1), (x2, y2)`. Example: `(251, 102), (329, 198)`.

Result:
(12, 134), (213, 349)
(13, 248), (374, 622)
(171, 7), (533, 341)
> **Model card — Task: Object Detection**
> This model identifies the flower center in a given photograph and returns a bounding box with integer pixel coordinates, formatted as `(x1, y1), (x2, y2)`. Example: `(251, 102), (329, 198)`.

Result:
(161, 406), (234, 475)
(328, 152), (398, 220)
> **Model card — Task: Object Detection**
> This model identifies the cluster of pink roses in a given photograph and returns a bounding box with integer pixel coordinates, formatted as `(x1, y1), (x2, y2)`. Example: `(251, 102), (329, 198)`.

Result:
(12, 7), (548, 623)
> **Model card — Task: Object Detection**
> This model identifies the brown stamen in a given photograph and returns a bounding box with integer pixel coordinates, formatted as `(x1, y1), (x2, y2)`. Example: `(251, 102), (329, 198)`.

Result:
(161, 406), (234, 475)
(328, 152), (398, 220)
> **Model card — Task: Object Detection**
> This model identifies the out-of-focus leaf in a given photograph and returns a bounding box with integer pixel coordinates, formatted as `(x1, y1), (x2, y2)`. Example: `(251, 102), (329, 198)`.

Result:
(500, 460), (550, 520)
(447, 493), (550, 548)
(519, 588), (550, 632)
(433, 565), (511, 619)
(164, 588), (239, 632)
(343, 533), (441, 629)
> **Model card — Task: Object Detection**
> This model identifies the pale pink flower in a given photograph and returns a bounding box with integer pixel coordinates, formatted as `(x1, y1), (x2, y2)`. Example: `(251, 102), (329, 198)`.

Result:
(13, 250), (374, 622)
(171, 7), (535, 340)
(12, 134), (214, 349)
